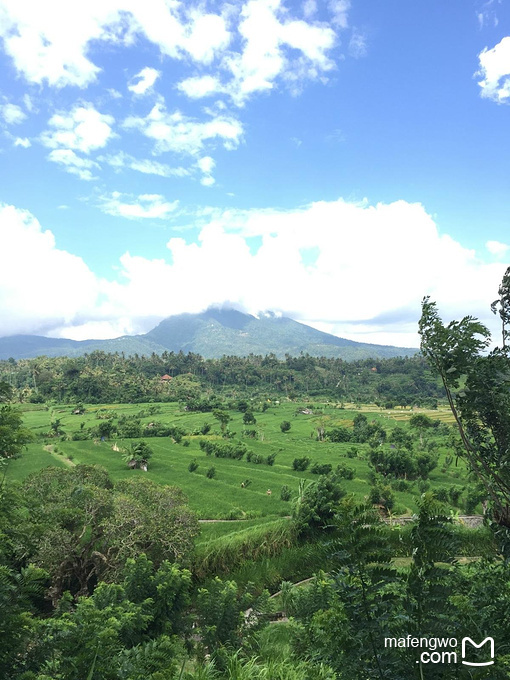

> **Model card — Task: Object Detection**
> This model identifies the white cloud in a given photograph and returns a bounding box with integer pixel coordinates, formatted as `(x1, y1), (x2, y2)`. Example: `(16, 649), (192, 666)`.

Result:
(197, 155), (216, 186)
(197, 156), (215, 173)
(128, 66), (160, 95)
(96, 198), (509, 346)
(99, 151), (190, 177)
(177, 75), (224, 99)
(14, 137), (31, 148)
(47, 149), (99, 181)
(303, 0), (317, 19)
(0, 1), (230, 88)
(218, 0), (337, 104)
(328, 0), (350, 28)
(349, 29), (367, 58)
(477, 36), (510, 103)
(1, 102), (26, 124)
(2, 198), (508, 345)
(0, 203), (101, 335)
(486, 239), (509, 256)
(99, 191), (179, 219)
(123, 100), (243, 155)
(41, 103), (115, 153)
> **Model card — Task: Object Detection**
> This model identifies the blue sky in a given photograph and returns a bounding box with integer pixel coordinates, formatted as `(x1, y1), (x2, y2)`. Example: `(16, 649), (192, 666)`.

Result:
(0, 0), (509, 347)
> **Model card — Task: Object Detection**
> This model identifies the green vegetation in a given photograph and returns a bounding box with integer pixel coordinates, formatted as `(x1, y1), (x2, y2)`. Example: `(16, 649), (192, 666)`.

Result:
(3, 269), (510, 677)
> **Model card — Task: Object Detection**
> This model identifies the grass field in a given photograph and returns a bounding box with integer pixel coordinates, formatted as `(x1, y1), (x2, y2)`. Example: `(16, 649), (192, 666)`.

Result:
(6, 401), (470, 530)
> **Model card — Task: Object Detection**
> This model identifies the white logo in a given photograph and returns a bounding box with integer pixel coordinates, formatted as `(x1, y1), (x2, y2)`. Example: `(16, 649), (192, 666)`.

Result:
(461, 637), (494, 666)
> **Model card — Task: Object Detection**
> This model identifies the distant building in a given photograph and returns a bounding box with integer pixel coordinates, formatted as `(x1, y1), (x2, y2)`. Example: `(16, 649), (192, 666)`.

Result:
(161, 374), (172, 382)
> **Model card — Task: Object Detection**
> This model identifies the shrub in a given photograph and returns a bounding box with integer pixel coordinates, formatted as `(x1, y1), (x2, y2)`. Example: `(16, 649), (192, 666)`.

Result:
(292, 456), (311, 471)
(334, 463), (355, 480)
(206, 466), (216, 479)
(188, 460), (199, 472)
(182, 439), (190, 447)
(346, 446), (358, 458)
(243, 411), (256, 425)
(280, 485), (292, 501)
(310, 462), (333, 475)
(327, 427), (351, 443)
(200, 422), (211, 435)
(280, 421), (291, 433)
(266, 452), (277, 466)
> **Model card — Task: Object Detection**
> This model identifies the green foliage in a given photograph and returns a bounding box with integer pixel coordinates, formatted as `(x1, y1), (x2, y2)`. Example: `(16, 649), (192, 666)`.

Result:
(188, 460), (199, 473)
(310, 462), (332, 475)
(292, 456), (311, 471)
(206, 466), (216, 479)
(196, 577), (271, 657)
(0, 386), (33, 459)
(18, 467), (198, 601)
(419, 273), (510, 530)
(212, 409), (231, 433)
(242, 411), (256, 425)
(280, 485), (292, 501)
(280, 421), (291, 433)
(292, 475), (345, 534)
(199, 440), (247, 460)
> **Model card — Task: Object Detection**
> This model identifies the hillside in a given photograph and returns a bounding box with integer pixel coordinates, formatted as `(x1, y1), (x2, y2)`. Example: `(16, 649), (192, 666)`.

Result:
(0, 308), (417, 361)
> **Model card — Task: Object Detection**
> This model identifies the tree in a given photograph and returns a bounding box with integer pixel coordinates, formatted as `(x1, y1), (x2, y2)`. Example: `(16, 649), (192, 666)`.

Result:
(19, 466), (198, 602)
(0, 381), (32, 460)
(212, 409), (231, 433)
(124, 440), (153, 470)
(280, 420), (291, 433)
(242, 410), (256, 425)
(419, 266), (510, 528)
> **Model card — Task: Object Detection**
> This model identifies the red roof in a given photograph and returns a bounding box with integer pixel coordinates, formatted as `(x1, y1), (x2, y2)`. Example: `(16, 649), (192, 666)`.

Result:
(161, 374), (172, 381)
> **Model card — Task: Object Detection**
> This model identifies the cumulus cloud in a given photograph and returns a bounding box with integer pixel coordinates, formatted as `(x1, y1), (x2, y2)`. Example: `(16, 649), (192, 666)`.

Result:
(99, 191), (179, 219)
(41, 103), (115, 153)
(3, 198), (506, 346)
(47, 149), (100, 180)
(177, 0), (338, 105)
(94, 198), (509, 346)
(0, 203), (101, 336)
(0, 102), (26, 124)
(123, 100), (243, 155)
(477, 36), (510, 103)
(0, 1), (230, 88)
(486, 239), (509, 256)
(197, 155), (215, 186)
(0, 1), (341, 105)
(14, 137), (31, 148)
(128, 66), (160, 95)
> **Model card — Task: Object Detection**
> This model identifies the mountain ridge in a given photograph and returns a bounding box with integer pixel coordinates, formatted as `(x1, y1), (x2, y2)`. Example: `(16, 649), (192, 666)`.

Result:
(0, 309), (418, 361)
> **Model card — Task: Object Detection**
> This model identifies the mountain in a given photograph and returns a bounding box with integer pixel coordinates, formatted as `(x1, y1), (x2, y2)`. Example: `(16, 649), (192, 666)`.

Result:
(0, 309), (418, 361)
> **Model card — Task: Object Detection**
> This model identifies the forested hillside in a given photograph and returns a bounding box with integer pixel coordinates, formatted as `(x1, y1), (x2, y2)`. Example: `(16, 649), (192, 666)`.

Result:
(1, 351), (442, 407)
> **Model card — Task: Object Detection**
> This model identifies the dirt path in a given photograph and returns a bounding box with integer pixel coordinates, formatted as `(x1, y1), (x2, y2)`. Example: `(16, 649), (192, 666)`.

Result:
(43, 445), (75, 467)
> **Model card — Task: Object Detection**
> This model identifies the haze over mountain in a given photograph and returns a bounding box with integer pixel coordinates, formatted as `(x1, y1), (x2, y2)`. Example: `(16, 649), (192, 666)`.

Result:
(0, 309), (418, 361)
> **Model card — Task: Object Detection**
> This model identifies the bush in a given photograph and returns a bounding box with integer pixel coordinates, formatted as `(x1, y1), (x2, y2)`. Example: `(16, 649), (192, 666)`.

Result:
(243, 411), (257, 425)
(369, 483), (395, 512)
(334, 463), (355, 480)
(182, 439), (190, 447)
(327, 427), (351, 443)
(292, 456), (311, 471)
(280, 421), (291, 433)
(346, 446), (358, 458)
(266, 452), (277, 466)
(188, 460), (199, 472)
(206, 466), (216, 479)
(280, 485), (292, 501)
(310, 462), (333, 475)
(200, 422), (211, 435)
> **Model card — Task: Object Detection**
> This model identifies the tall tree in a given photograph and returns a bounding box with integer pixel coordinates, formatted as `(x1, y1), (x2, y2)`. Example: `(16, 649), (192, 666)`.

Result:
(419, 266), (510, 528)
